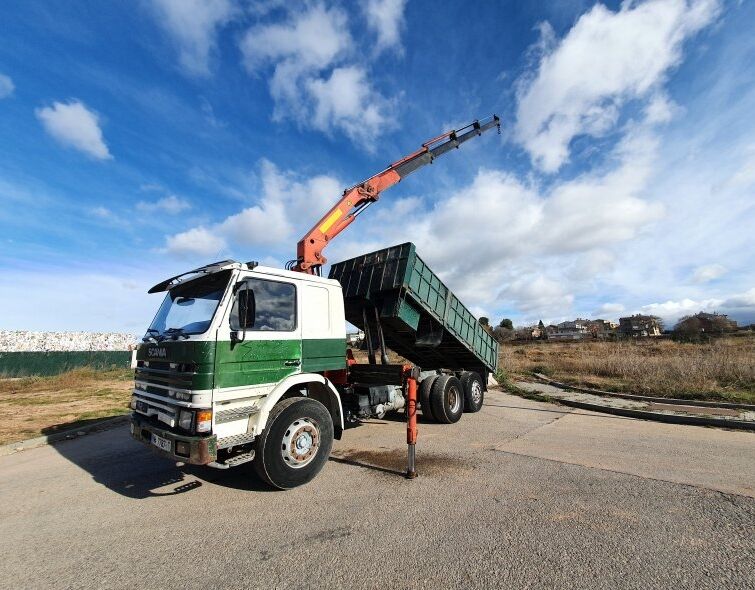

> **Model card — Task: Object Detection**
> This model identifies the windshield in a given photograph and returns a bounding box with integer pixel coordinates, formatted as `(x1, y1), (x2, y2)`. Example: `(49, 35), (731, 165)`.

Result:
(146, 270), (232, 339)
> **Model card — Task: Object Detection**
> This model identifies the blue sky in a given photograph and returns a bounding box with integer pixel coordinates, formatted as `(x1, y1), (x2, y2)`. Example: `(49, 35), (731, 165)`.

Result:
(0, 0), (753, 333)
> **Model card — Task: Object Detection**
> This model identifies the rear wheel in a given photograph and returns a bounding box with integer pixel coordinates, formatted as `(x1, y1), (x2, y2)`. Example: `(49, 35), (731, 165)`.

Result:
(253, 397), (333, 490)
(429, 375), (464, 424)
(461, 371), (484, 412)
(419, 374), (439, 421)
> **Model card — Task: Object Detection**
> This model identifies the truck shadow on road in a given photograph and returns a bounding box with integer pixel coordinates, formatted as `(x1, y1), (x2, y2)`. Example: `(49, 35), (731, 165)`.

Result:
(49, 425), (275, 498)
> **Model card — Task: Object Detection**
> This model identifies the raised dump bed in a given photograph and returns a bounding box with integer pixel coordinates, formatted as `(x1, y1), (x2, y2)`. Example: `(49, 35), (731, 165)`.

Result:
(329, 243), (498, 377)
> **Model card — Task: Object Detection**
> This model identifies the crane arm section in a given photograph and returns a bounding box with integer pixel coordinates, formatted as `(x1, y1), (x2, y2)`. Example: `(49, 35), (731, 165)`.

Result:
(290, 115), (500, 274)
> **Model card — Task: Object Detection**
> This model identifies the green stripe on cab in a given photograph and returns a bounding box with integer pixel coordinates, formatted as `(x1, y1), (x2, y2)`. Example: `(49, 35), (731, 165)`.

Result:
(301, 338), (347, 372)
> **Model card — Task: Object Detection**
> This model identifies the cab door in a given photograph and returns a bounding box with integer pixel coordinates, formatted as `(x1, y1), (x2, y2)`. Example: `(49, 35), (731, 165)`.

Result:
(214, 275), (301, 397)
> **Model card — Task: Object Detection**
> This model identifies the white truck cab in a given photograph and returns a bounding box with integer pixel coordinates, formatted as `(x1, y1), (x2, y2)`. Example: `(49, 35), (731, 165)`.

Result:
(131, 261), (350, 488)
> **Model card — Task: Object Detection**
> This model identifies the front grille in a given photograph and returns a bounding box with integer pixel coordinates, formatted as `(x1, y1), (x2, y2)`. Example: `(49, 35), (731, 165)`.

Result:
(135, 367), (194, 388)
(137, 360), (197, 372)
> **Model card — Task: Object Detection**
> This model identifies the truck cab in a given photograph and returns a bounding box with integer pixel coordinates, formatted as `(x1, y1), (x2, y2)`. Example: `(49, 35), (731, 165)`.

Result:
(131, 260), (348, 487)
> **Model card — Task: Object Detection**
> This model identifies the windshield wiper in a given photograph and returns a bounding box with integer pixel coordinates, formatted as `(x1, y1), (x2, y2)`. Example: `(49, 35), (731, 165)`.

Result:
(142, 328), (160, 343)
(164, 327), (190, 340)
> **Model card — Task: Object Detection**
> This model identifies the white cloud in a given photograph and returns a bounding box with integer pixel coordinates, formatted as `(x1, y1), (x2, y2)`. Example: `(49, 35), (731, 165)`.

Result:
(645, 92), (678, 124)
(692, 263), (726, 283)
(597, 302), (625, 315)
(497, 275), (575, 315)
(241, 3), (350, 73)
(149, 0), (236, 76)
(515, 0), (721, 172)
(163, 159), (341, 257)
(136, 194), (191, 214)
(239, 3), (396, 146)
(164, 226), (226, 257)
(723, 145), (755, 189)
(306, 66), (394, 145)
(639, 287), (755, 324)
(36, 100), (112, 160)
(363, 0), (407, 54)
(90, 206), (113, 219)
(0, 73), (14, 98)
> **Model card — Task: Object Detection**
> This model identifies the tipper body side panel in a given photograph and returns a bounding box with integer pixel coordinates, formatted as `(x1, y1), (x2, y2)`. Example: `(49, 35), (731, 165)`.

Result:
(329, 243), (498, 374)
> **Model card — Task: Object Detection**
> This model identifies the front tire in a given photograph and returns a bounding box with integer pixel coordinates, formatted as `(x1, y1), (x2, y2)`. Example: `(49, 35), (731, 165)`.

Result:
(253, 397), (334, 490)
(429, 375), (464, 424)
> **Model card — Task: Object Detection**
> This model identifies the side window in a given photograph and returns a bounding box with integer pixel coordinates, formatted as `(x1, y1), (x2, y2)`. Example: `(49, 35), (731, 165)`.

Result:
(231, 278), (296, 332)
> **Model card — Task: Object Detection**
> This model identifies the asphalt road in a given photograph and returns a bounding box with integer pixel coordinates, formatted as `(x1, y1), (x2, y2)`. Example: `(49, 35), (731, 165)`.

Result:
(1, 389), (753, 589)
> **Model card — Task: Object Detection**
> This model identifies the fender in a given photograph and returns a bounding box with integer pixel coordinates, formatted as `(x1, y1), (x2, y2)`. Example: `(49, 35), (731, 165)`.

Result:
(256, 372), (344, 437)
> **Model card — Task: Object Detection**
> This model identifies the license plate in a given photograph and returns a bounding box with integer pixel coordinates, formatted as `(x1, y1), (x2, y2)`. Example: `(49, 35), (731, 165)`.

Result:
(151, 433), (171, 453)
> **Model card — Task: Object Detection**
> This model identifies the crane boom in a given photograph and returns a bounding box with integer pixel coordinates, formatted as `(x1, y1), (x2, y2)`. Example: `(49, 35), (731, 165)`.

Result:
(290, 114), (500, 274)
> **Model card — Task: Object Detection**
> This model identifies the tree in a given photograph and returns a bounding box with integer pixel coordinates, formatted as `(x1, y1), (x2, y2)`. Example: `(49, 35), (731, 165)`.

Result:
(673, 315), (705, 342)
(498, 318), (513, 330)
(674, 312), (736, 342)
(478, 316), (494, 336)
(492, 326), (514, 342)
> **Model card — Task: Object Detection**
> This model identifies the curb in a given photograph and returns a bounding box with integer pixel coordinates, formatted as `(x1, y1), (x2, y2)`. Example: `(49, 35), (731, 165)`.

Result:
(514, 386), (755, 432)
(532, 373), (755, 411)
(0, 414), (130, 457)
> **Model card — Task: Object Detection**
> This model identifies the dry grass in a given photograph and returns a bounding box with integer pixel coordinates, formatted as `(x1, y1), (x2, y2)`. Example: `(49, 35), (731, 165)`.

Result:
(0, 368), (133, 445)
(498, 335), (755, 404)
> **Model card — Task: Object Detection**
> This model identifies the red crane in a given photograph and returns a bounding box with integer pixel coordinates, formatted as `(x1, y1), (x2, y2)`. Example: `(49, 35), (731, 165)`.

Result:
(289, 115), (500, 275)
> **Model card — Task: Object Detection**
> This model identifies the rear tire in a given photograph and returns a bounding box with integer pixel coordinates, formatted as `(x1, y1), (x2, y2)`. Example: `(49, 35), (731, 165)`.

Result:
(419, 375), (439, 421)
(461, 371), (484, 412)
(429, 375), (464, 424)
(253, 397), (333, 490)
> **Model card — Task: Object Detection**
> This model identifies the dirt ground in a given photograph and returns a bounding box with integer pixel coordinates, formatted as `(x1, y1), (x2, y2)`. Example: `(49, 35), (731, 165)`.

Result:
(0, 368), (133, 445)
(498, 334), (755, 404)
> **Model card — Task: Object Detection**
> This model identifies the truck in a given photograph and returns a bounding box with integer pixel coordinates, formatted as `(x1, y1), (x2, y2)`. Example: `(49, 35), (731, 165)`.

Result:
(130, 115), (500, 489)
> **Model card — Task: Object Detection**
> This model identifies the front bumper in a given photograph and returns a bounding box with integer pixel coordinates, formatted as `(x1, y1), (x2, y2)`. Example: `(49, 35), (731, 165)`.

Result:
(131, 413), (217, 465)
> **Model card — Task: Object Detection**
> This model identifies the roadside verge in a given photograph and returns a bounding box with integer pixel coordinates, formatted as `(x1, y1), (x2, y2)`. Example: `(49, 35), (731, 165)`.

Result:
(509, 380), (755, 432)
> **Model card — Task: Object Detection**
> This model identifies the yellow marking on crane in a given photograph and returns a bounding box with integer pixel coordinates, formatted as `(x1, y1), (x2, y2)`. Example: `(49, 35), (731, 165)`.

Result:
(319, 209), (343, 234)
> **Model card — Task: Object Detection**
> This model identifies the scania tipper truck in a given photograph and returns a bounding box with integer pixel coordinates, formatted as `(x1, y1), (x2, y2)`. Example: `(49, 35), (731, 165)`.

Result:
(130, 116), (500, 489)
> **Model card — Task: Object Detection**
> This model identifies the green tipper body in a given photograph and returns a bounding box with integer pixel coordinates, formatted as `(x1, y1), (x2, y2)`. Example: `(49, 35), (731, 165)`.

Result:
(329, 242), (499, 375)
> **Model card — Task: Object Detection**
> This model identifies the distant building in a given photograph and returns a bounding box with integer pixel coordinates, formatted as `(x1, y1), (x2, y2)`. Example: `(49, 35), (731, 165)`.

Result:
(514, 326), (541, 340)
(619, 314), (662, 337)
(550, 319), (590, 341)
(586, 319), (617, 339)
(346, 331), (364, 346)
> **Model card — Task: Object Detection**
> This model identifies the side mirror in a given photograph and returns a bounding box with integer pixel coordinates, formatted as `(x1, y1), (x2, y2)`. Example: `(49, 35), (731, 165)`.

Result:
(230, 284), (256, 344)
(239, 287), (256, 330)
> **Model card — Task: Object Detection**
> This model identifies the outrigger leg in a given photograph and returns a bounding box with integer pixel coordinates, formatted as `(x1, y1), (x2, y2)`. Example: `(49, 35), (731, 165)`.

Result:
(404, 367), (419, 479)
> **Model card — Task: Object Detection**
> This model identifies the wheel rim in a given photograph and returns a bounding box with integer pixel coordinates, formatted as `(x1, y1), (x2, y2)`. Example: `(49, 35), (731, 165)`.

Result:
(280, 418), (320, 469)
(470, 381), (483, 405)
(448, 385), (461, 414)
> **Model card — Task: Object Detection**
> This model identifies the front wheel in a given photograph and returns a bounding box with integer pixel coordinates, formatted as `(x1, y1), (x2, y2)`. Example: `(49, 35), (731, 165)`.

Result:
(253, 397), (334, 489)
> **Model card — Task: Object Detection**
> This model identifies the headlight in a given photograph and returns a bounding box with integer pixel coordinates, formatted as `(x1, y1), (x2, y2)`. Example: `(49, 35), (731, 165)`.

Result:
(178, 410), (193, 431)
(130, 396), (137, 410)
(196, 410), (212, 433)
